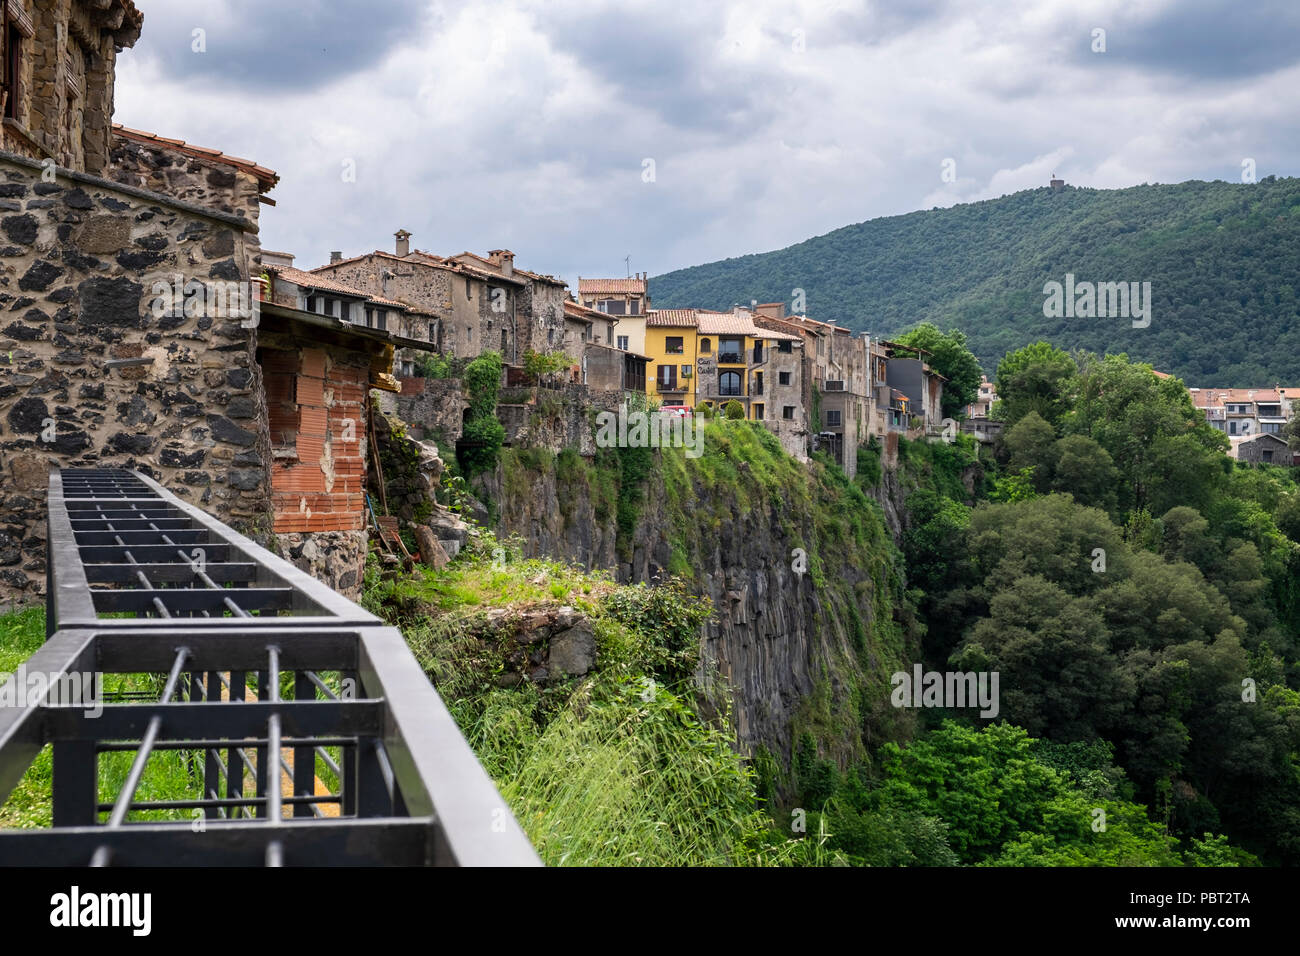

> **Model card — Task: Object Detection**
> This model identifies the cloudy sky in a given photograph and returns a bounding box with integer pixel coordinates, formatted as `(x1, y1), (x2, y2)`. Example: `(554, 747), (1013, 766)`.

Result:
(114, 0), (1300, 288)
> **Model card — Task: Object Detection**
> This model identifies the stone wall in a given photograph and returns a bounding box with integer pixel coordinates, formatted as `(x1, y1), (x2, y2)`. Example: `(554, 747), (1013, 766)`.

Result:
(381, 376), (468, 445)
(519, 280), (567, 355)
(0, 149), (267, 602)
(106, 135), (265, 223)
(497, 385), (622, 457)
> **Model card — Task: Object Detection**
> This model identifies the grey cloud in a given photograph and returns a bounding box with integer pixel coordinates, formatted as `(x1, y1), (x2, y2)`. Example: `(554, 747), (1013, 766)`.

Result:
(1063, 0), (1300, 80)
(132, 0), (430, 91)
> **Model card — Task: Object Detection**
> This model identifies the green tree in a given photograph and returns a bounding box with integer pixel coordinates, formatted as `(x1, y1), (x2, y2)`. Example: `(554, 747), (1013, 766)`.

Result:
(460, 351), (505, 477)
(993, 341), (1079, 428)
(1065, 354), (1227, 514)
(1003, 411), (1058, 491)
(523, 349), (573, 386)
(894, 322), (983, 419)
(1051, 434), (1120, 515)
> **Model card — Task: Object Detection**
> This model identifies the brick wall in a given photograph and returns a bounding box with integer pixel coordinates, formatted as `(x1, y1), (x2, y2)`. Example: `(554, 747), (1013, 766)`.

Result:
(256, 344), (369, 534)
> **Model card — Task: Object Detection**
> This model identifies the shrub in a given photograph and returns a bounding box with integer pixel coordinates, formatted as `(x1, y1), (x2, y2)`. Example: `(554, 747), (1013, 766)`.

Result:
(724, 400), (745, 420)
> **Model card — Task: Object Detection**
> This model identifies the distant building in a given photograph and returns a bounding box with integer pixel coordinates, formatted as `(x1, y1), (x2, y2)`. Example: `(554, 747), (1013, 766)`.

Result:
(966, 375), (997, 418)
(1189, 387), (1293, 438)
(580, 277), (650, 354)
(1231, 433), (1295, 465)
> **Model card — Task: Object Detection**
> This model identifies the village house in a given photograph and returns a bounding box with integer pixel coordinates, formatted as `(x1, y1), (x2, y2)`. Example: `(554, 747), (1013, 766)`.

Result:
(966, 375), (997, 418)
(640, 305), (806, 458)
(253, 267), (435, 591)
(1190, 386), (1294, 439)
(578, 275), (650, 318)
(1231, 433), (1294, 466)
(580, 277), (648, 354)
(565, 299), (648, 394)
(446, 249), (569, 357)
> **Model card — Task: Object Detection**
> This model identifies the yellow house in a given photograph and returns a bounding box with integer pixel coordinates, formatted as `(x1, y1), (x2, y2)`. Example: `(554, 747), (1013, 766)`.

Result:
(641, 308), (802, 422)
(644, 310), (700, 406)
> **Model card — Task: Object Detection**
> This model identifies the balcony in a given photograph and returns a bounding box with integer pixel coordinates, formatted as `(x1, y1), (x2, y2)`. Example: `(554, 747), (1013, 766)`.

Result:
(716, 351), (744, 365)
(824, 380), (845, 391)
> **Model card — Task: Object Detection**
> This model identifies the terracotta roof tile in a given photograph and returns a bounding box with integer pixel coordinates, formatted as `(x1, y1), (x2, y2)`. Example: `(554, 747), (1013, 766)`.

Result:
(1193, 387), (1286, 406)
(112, 124), (279, 191)
(269, 266), (374, 299)
(563, 301), (600, 323)
(697, 312), (759, 336)
(579, 278), (647, 294)
(647, 309), (698, 327)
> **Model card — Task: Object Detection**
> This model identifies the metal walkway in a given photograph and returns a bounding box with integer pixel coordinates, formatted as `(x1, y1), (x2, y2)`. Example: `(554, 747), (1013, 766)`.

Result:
(0, 469), (540, 866)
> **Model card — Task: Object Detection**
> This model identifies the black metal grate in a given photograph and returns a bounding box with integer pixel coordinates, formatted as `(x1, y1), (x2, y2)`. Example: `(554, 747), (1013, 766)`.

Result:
(0, 469), (540, 866)
(47, 469), (376, 629)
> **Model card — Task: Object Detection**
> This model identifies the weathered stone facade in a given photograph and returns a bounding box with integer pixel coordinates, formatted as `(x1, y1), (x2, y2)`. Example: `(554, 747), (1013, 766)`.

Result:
(314, 247), (522, 362)
(0, 1), (142, 174)
(380, 376), (469, 446)
(0, 148), (267, 600)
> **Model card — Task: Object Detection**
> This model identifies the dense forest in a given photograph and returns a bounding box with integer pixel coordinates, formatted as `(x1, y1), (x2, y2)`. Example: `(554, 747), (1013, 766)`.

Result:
(810, 346), (1300, 866)
(651, 177), (1300, 384)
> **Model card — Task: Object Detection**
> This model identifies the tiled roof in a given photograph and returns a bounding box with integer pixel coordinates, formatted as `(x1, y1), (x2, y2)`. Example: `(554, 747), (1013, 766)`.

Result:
(647, 309), (698, 328)
(697, 312), (758, 336)
(562, 301), (594, 324)
(367, 295), (411, 310)
(1193, 387), (1285, 406)
(754, 314), (812, 337)
(112, 125), (279, 191)
(444, 252), (528, 286)
(269, 266), (377, 300)
(579, 278), (647, 294)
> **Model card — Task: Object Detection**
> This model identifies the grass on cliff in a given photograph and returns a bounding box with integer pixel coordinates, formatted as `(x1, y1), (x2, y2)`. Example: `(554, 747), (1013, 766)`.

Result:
(363, 536), (836, 866)
(497, 418), (921, 779)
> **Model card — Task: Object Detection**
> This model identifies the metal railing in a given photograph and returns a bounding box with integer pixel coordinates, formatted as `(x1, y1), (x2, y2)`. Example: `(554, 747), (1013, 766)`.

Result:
(0, 469), (540, 867)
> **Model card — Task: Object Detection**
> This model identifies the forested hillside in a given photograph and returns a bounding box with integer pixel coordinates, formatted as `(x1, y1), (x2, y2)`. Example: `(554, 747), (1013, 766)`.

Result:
(652, 178), (1300, 383)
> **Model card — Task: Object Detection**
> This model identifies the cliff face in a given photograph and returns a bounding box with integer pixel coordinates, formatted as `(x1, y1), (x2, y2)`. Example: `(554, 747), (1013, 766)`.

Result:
(481, 427), (919, 767)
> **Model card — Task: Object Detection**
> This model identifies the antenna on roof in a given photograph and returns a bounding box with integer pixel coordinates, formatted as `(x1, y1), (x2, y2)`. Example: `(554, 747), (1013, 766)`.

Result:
(624, 255), (631, 278)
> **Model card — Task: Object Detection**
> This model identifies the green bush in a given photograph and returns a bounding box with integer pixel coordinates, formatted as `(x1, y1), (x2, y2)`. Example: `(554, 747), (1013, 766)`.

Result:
(724, 400), (745, 420)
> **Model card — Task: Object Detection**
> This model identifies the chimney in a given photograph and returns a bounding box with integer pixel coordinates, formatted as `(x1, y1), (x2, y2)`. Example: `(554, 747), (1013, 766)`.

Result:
(330, 251), (342, 264)
(488, 249), (514, 277)
(395, 229), (412, 257)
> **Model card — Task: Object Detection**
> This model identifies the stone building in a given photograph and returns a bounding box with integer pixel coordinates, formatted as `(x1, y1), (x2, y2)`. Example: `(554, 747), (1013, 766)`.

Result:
(1231, 432), (1296, 466)
(0, 0), (142, 173)
(447, 249), (569, 358)
(313, 237), (573, 369)
(0, 0), (405, 603)
(0, 140), (278, 600)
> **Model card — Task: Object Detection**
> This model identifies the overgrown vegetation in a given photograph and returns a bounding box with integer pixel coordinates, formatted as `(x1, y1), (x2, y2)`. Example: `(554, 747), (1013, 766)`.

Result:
(458, 350), (505, 478)
(361, 538), (823, 865)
